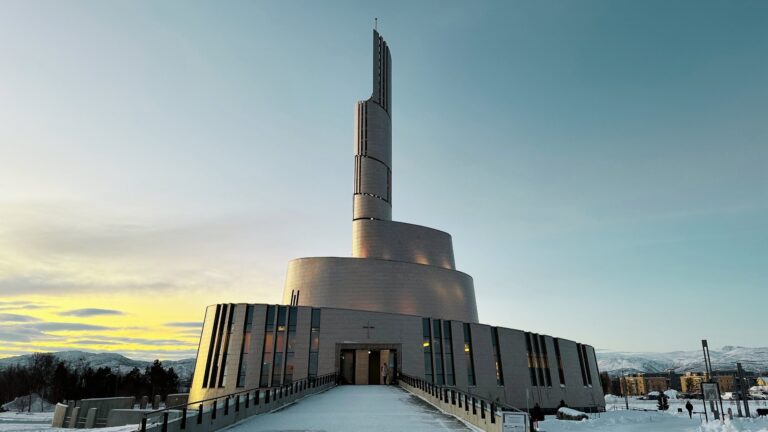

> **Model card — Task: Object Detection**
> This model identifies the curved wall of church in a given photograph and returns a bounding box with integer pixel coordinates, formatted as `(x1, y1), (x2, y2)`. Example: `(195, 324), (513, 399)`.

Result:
(352, 220), (456, 270)
(282, 257), (478, 323)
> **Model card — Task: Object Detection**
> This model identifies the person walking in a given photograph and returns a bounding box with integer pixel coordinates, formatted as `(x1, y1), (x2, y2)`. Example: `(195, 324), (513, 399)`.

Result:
(686, 400), (694, 419)
(380, 363), (389, 385)
(530, 403), (543, 431)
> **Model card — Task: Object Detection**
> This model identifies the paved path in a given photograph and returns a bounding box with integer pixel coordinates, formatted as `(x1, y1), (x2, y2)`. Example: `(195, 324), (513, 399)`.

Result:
(226, 385), (473, 432)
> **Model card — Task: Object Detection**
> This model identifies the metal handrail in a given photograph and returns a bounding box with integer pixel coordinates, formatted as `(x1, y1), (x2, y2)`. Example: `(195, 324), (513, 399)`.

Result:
(139, 372), (338, 431)
(398, 372), (510, 421)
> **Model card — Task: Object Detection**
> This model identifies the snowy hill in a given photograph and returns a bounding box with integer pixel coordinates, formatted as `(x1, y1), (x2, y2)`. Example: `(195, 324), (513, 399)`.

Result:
(0, 351), (195, 381)
(597, 346), (768, 375)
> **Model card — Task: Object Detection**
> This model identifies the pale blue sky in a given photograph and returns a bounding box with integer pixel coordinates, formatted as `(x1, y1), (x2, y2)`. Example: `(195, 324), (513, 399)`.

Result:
(0, 0), (766, 357)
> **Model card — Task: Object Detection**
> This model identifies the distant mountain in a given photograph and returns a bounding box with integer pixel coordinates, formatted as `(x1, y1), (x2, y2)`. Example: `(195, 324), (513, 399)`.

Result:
(0, 351), (195, 381)
(597, 346), (768, 375)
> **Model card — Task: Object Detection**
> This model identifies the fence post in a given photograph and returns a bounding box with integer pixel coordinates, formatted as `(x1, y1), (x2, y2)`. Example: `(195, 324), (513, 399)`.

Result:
(491, 403), (496, 424)
(181, 407), (187, 430)
(197, 404), (203, 424)
(212, 400), (217, 420)
(161, 412), (169, 432)
(235, 395), (240, 412)
(224, 397), (229, 415)
(245, 393), (249, 408)
(140, 417), (147, 432)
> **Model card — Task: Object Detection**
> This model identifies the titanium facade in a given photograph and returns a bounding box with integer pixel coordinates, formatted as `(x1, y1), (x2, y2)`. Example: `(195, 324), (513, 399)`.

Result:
(189, 304), (605, 412)
(282, 30), (479, 323)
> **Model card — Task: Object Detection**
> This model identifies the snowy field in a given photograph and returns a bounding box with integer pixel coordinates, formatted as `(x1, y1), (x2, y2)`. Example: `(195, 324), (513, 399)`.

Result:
(2, 392), (768, 431)
(226, 385), (474, 432)
(0, 412), (135, 432)
(536, 396), (768, 432)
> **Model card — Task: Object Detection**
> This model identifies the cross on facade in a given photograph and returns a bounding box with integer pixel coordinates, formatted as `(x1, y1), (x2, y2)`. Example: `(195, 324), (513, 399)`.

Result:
(362, 321), (375, 338)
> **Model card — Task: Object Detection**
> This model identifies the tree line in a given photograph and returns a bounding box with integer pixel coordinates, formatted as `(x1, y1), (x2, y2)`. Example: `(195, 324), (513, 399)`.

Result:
(0, 353), (184, 411)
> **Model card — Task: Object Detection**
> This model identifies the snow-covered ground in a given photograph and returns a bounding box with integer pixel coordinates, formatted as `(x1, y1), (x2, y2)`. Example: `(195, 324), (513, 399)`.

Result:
(1, 395), (55, 414)
(536, 396), (768, 432)
(226, 385), (474, 431)
(0, 412), (136, 432)
(604, 395), (768, 414)
(539, 409), (768, 432)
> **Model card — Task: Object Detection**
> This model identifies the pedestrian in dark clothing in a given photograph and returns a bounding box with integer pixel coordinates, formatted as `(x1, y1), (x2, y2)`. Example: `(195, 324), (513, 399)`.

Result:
(530, 403), (544, 431)
(685, 400), (694, 419)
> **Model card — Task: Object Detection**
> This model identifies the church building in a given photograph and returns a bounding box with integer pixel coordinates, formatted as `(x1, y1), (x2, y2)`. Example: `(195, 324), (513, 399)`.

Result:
(188, 30), (605, 413)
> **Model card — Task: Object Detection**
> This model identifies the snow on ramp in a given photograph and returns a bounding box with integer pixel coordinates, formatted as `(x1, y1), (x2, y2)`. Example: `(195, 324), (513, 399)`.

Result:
(226, 385), (473, 431)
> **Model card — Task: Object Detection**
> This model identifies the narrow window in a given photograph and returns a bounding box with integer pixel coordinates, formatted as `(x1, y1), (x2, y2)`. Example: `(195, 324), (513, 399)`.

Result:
(463, 324), (475, 386)
(539, 335), (552, 387)
(422, 318), (433, 383)
(308, 309), (321, 378)
(272, 306), (288, 386)
(202, 305), (221, 388)
(532, 334), (544, 389)
(554, 338), (565, 385)
(492, 328), (504, 386)
(582, 344), (593, 386)
(236, 305), (254, 387)
(443, 321), (455, 386)
(577, 343), (588, 386)
(433, 320), (444, 385)
(283, 307), (297, 384)
(526, 332), (538, 386)
(259, 306), (276, 387)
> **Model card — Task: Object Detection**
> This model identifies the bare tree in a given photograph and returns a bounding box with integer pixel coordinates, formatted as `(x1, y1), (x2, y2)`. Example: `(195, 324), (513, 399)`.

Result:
(29, 353), (56, 411)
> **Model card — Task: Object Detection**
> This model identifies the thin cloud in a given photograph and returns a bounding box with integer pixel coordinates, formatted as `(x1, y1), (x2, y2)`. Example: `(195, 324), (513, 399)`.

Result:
(165, 322), (201, 328)
(0, 300), (50, 312)
(0, 326), (62, 343)
(33, 322), (112, 331)
(0, 313), (40, 323)
(70, 340), (120, 346)
(60, 308), (125, 317)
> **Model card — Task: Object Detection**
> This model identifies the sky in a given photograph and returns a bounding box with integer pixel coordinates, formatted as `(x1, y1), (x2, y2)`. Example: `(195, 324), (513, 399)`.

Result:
(0, 0), (766, 360)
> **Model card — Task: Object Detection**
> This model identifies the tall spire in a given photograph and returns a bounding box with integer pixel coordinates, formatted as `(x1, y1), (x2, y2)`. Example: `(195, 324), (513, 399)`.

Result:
(352, 30), (393, 222)
(371, 29), (391, 115)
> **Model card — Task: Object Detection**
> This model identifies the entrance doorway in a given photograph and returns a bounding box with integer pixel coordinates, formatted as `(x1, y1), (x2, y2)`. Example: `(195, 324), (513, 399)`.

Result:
(338, 347), (398, 385)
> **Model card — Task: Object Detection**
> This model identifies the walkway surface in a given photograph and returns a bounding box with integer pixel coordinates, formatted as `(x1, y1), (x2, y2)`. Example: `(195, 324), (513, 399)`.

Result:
(226, 385), (474, 432)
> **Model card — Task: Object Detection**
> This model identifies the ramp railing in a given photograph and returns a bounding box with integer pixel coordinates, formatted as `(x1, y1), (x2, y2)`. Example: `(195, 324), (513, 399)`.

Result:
(139, 372), (338, 432)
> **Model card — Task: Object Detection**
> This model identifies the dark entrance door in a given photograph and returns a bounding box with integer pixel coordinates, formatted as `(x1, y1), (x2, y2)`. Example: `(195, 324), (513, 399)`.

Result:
(340, 349), (356, 384)
(368, 350), (381, 384)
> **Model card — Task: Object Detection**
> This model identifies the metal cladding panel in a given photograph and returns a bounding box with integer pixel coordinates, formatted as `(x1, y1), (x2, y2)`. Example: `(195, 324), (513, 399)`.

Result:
(559, 340), (584, 395)
(497, 328), (531, 405)
(450, 320), (469, 389)
(468, 324), (497, 393)
(244, 305), (267, 387)
(584, 345), (605, 404)
(222, 305), (247, 389)
(188, 305), (217, 402)
(358, 157), (390, 199)
(292, 307), (312, 381)
(353, 194), (392, 221)
(355, 101), (391, 165)
(282, 256), (478, 323)
(352, 219), (455, 269)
